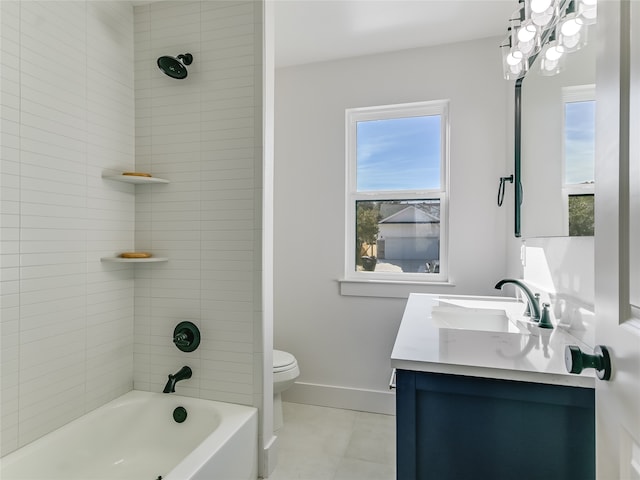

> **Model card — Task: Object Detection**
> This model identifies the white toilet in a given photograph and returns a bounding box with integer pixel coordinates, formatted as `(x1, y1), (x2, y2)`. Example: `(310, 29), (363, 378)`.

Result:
(273, 349), (300, 431)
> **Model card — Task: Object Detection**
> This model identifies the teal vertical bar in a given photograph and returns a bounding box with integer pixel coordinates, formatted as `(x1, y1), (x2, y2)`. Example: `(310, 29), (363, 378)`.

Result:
(515, 77), (524, 237)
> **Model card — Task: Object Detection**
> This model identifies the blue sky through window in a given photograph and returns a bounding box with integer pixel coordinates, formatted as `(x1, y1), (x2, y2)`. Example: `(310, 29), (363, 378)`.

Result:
(565, 100), (595, 185)
(356, 115), (441, 191)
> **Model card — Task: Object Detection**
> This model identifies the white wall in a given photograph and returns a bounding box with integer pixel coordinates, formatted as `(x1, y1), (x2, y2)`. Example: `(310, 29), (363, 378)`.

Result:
(274, 38), (511, 413)
(523, 237), (594, 302)
(0, 1), (135, 455)
(521, 237), (595, 344)
(132, 1), (264, 407)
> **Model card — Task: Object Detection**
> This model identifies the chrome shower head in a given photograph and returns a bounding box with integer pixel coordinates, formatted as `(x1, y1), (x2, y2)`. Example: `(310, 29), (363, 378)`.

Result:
(157, 53), (193, 79)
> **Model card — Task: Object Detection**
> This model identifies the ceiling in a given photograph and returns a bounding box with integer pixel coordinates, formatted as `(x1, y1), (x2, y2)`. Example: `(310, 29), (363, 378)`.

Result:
(274, 0), (516, 68)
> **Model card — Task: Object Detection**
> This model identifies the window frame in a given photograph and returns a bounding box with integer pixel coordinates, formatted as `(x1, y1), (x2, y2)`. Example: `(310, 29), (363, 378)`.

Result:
(561, 85), (595, 236)
(344, 100), (450, 284)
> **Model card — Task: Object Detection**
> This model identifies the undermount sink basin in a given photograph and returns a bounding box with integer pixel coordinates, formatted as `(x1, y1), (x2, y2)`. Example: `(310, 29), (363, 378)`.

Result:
(431, 306), (510, 332)
(430, 297), (531, 334)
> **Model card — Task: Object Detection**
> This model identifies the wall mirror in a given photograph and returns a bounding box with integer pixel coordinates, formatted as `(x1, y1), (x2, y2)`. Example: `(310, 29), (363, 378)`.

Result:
(519, 29), (596, 238)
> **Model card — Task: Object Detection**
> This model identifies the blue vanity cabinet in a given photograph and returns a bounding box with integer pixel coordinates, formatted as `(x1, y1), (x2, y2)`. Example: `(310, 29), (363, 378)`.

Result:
(395, 369), (595, 479)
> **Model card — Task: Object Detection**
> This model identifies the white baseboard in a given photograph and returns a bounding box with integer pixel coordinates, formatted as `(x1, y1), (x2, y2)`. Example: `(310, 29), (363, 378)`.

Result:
(282, 381), (396, 415)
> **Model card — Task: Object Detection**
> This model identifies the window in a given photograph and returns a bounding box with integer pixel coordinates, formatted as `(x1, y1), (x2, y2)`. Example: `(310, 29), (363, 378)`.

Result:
(345, 100), (449, 283)
(563, 85), (595, 236)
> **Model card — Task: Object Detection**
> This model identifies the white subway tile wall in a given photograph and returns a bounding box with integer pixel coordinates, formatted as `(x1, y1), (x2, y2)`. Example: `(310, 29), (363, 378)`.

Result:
(1, 0), (22, 457)
(133, 1), (263, 407)
(0, 1), (135, 455)
(0, 0), (263, 457)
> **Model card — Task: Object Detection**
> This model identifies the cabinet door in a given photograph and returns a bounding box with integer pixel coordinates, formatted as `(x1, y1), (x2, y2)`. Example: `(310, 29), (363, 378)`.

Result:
(396, 370), (594, 480)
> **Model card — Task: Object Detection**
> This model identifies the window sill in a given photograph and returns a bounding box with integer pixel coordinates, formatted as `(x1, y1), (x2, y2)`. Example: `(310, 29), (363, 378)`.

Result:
(339, 278), (456, 298)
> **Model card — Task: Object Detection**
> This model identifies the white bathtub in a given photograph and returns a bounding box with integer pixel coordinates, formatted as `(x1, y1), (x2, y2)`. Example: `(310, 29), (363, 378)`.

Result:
(0, 390), (258, 480)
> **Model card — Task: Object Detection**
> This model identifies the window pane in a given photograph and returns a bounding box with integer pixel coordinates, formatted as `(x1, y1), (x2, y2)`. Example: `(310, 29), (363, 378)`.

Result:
(355, 199), (440, 273)
(565, 100), (595, 185)
(356, 115), (441, 191)
(568, 194), (594, 236)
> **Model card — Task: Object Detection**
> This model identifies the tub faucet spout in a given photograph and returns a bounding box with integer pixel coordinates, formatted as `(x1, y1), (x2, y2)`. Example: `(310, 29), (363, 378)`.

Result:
(163, 366), (192, 393)
(494, 278), (541, 321)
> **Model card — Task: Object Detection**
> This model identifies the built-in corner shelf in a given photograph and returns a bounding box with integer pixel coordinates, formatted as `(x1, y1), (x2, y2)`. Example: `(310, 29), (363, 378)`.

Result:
(101, 172), (169, 264)
(102, 174), (169, 185)
(101, 257), (169, 263)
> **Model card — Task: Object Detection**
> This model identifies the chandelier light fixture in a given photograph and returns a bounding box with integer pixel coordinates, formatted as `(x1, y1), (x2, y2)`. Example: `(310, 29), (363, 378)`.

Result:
(501, 0), (597, 79)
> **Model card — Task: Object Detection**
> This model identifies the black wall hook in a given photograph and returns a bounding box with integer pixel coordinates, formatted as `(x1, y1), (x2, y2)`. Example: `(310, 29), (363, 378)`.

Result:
(497, 174), (514, 207)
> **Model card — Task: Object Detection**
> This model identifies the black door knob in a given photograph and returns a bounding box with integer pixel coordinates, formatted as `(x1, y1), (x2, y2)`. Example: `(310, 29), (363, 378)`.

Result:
(565, 344), (611, 381)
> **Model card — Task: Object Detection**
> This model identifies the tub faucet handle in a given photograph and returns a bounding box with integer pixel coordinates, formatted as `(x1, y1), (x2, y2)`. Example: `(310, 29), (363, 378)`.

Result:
(172, 321), (200, 352)
(538, 303), (554, 329)
(173, 332), (190, 347)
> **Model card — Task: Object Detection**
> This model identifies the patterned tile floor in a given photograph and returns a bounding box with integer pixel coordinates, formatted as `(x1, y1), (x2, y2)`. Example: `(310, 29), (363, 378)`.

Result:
(268, 402), (396, 480)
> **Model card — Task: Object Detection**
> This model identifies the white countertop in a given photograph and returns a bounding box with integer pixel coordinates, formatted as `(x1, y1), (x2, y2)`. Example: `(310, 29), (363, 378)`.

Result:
(391, 293), (596, 388)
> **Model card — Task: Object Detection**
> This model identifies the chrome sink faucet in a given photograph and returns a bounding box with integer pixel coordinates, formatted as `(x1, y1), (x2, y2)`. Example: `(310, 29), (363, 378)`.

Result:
(494, 279), (541, 321)
(163, 366), (192, 393)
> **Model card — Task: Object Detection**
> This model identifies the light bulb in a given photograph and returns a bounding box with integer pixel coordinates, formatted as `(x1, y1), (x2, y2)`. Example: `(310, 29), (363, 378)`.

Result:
(502, 44), (526, 79)
(539, 39), (565, 75)
(530, 0), (553, 13)
(561, 17), (583, 36)
(509, 62), (524, 75)
(562, 33), (582, 49)
(543, 58), (559, 71)
(507, 51), (523, 66)
(531, 7), (555, 27)
(578, 0), (597, 24)
(559, 13), (587, 51)
(517, 22), (537, 43)
(518, 39), (536, 55)
(545, 45), (565, 61)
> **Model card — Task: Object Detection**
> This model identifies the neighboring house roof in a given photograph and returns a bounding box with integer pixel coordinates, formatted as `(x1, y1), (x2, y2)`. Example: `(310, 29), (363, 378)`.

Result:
(379, 205), (439, 224)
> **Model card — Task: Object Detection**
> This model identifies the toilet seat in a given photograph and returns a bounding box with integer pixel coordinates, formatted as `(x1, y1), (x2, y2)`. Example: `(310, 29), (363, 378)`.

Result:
(273, 349), (297, 373)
